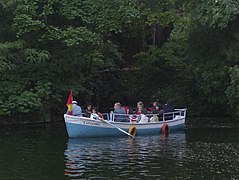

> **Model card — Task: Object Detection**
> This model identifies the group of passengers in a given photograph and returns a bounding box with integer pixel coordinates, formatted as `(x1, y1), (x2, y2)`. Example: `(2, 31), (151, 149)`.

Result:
(111, 100), (174, 122)
(66, 101), (103, 120)
(113, 100), (174, 114)
(67, 99), (175, 122)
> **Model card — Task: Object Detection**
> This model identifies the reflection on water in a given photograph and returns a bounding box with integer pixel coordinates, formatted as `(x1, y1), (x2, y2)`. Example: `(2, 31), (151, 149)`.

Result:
(64, 133), (187, 179)
(0, 123), (238, 179)
(64, 128), (239, 179)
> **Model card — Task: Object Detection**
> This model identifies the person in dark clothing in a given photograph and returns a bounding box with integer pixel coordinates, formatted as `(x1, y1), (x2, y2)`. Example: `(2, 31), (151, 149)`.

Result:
(151, 101), (161, 114)
(162, 100), (174, 113)
(83, 102), (93, 118)
(151, 101), (164, 121)
(162, 100), (174, 120)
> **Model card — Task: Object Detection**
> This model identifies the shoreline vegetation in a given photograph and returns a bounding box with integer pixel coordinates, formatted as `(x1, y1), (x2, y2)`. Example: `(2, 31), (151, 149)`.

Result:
(1, 1), (239, 122)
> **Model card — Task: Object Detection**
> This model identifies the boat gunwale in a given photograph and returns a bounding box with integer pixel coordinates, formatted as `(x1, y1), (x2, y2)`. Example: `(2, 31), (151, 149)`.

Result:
(64, 113), (186, 126)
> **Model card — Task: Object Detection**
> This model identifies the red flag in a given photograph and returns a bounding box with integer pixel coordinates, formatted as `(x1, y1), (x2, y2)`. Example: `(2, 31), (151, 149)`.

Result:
(66, 90), (73, 115)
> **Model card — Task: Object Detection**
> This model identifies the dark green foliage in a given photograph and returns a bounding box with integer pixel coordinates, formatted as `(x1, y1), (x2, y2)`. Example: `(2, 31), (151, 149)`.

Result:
(189, 0), (239, 29)
(0, 0), (239, 121)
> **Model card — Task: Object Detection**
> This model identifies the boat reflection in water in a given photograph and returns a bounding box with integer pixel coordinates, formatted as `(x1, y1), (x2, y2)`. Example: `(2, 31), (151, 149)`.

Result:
(64, 132), (186, 179)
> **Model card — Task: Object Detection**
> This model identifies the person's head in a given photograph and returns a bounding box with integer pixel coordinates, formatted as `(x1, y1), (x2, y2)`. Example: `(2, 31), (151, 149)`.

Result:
(155, 103), (162, 110)
(87, 104), (92, 110)
(85, 102), (92, 110)
(92, 106), (99, 113)
(114, 102), (121, 109)
(92, 108), (96, 113)
(72, 101), (78, 105)
(153, 101), (158, 107)
(137, 101), (144, 108)
(155, 102), (161, 108)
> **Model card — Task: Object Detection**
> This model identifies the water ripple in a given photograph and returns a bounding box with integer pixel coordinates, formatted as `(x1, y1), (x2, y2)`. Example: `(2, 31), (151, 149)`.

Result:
(63, 130), (239, 179)
(0, 124), (238, 179)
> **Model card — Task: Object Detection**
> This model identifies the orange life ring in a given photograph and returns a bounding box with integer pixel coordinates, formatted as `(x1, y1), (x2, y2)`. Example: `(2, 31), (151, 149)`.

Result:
(128, 125), (136, 138)
(161, 124), (170, 134)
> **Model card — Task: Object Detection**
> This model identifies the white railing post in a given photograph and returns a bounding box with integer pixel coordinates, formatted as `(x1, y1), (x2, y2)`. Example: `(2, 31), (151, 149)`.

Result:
(110, 113), (114, 121)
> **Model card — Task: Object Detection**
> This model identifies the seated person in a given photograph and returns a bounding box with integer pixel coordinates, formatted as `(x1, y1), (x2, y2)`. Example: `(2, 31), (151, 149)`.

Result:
(152, 102), (164, 120)
(67, 101), (82, 116)
(151, 101), (160, 113)
(135, 101), (147, 115)
(90, 108), (100, 120)
(162, 99), (174, 120)
(84, 102), (92, 117)
(112, 102), (127, 122)
(90, 107), (104, 120)
(135, 101), (147, 122)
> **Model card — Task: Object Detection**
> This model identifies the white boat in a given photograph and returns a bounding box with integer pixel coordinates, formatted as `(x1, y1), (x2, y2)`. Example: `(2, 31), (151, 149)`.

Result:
(64, 108), (187, 138)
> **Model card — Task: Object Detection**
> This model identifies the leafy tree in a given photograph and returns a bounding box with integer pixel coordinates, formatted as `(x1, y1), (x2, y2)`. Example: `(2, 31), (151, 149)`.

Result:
(185, 1), (239, 116)
(1, 0), (239, 121)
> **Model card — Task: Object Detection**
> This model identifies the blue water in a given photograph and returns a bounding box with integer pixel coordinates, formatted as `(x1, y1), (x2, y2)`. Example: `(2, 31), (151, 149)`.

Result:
(0, 122), (238, 179)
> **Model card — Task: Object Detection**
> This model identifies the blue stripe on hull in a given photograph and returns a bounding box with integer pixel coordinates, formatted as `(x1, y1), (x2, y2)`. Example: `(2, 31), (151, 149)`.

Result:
(66, 122), (185, 138)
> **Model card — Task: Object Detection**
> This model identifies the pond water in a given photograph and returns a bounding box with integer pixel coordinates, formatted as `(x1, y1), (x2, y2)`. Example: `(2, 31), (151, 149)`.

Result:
(0, 121), (238, 179)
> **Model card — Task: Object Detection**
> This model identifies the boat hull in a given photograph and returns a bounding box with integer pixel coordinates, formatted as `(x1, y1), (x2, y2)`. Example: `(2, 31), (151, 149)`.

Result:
(64, 113), (186, 138)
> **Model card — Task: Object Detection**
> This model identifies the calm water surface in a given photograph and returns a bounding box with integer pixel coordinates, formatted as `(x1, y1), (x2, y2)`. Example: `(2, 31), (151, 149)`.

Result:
(0, 122), (238, 179)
